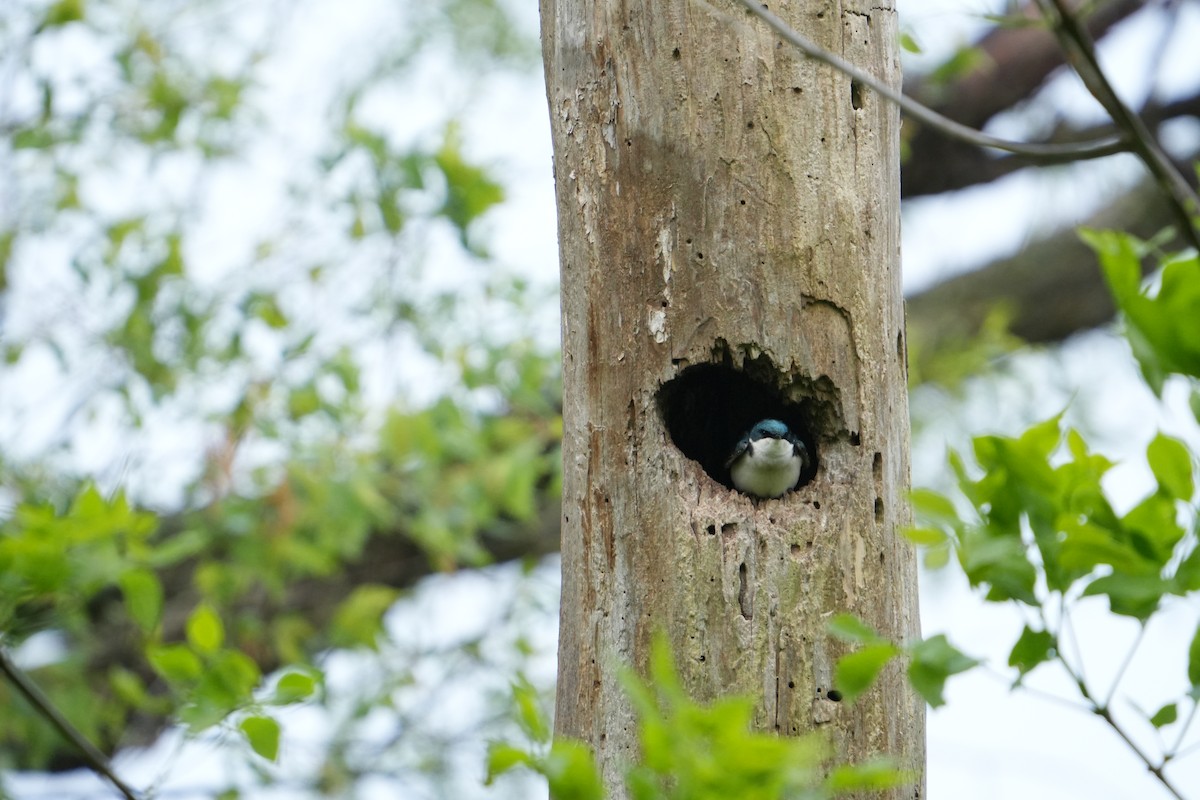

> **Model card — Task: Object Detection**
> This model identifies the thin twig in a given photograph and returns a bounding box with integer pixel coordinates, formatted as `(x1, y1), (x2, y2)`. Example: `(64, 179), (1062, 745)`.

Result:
(1168, 696), (1199, 759)
(1173, 736), (1200, 762)
(1092, 705), (1188, 800)
(1054, 648), (1189, 800)
(1060, 595), (1090, 690)
(980, 663), (1090, 712)
(732, 0), (1129, 163)
(1103, 622), (1145, 710)
(0, 644), (142, 800)
(1037, 0), (1200, 253)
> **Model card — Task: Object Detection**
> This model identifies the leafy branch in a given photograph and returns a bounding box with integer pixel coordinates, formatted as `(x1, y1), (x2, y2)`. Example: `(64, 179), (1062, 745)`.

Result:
(489, 635), (914, 799)
(896, 230), (1200, 799)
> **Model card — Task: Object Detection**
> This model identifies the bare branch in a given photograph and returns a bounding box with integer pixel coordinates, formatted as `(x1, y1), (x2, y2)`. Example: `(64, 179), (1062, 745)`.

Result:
(1050, 638), (1189, 800)
(733, 0), (1129, 162)
(904, 92), (1200, 198)
(903, 0), (1145, 131)
(1038, 0), (1200, 252)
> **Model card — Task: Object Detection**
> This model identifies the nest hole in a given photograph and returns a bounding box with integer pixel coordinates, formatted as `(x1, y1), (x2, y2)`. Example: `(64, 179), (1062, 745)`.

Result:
(657, 357), (826, 493)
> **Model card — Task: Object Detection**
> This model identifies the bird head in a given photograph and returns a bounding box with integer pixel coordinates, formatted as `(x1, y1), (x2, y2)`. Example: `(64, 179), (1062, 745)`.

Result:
(749, 419), (792, 441)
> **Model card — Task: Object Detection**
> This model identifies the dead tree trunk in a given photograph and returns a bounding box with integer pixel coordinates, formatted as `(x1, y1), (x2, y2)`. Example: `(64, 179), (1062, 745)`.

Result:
(541, 0), (924, 795)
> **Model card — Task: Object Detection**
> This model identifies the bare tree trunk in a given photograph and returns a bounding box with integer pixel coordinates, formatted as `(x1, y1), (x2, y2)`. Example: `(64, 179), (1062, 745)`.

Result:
(541, 0), (923, 795)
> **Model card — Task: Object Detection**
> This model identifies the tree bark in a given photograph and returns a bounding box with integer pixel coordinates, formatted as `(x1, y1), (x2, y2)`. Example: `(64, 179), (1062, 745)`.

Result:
(542, 0), (924, 795)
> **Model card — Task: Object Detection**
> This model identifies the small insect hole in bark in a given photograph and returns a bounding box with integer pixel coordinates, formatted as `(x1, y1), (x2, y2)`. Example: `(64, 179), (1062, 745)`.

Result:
(738, 562), (752, 620)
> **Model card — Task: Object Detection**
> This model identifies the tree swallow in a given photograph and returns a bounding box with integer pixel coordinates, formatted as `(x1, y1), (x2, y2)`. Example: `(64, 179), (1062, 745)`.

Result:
(725, 419), (810, 499)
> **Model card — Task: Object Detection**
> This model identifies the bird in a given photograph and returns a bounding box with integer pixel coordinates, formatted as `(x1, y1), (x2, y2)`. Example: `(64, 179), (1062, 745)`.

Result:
(725, 419), (810, 499)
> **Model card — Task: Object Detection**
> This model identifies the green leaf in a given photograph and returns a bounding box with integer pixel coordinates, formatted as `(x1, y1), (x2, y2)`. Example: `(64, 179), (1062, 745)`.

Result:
(119, 568), (163, 634)
(186, 603), (225, 654)
(185, 650), (262, 730)
(330, 584), (398, 648)
(910, 488), (959, 527)
(904, 526), (948, 546)
(434, 123), (505, 244)
(1086, 230), (1200, 392)
(1147, 433), (1194, 500)
(1150, 703), (1178, 728)
(929, 45), (987, 86)
(827, 613), (883, 645)
(147, 644), (203, 683)
(1175, 547), (1200, 593)
(958, 529), (1039, 604)
(834, 643), (901, 702)
(272, 671), (318, 704)
(1082, 573), (1167, 621)
(1007, 626), (1055, 678)
(485, 743), (534, 784)
(543, 739), (604, 800)
(922, 541), (952, 570)
(287, 384), (322, 419)
(513, 677), (551, 744)
(899, 32), (922, 54)
(108, 666), (150, 709)
(239, 715), (280, 761)
(1057, 520), (1150, 575)
(1121, 493), (1186, 569)
(248, 294), (289, 330)
(826, 757), (911, 791)
(907, 635), (978, 708)
(42, 0), (86, 27)
(1189, 622), (1200, 690)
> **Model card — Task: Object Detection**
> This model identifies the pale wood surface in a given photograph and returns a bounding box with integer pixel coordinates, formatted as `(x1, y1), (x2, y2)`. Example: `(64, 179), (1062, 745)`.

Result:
(542, 0), (925, 796)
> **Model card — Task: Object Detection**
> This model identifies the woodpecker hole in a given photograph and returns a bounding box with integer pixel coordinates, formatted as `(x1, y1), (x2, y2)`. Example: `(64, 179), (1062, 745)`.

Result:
(850, 80), (863, 110)
(738, 562), (752, 620)
(656, 346), (837, 493)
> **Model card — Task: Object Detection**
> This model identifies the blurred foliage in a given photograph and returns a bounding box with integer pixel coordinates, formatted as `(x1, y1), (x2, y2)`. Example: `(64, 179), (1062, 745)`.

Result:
(487, 634), (912, 800)
(1083, 229), (1200, 396)
(844, 235), (1200, 796)
(906, 304), (1025, 390)
(0, 0), (560, 792)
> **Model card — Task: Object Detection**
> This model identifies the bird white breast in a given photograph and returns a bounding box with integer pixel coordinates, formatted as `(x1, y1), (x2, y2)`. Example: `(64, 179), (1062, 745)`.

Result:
(731, 438), (801, 498)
